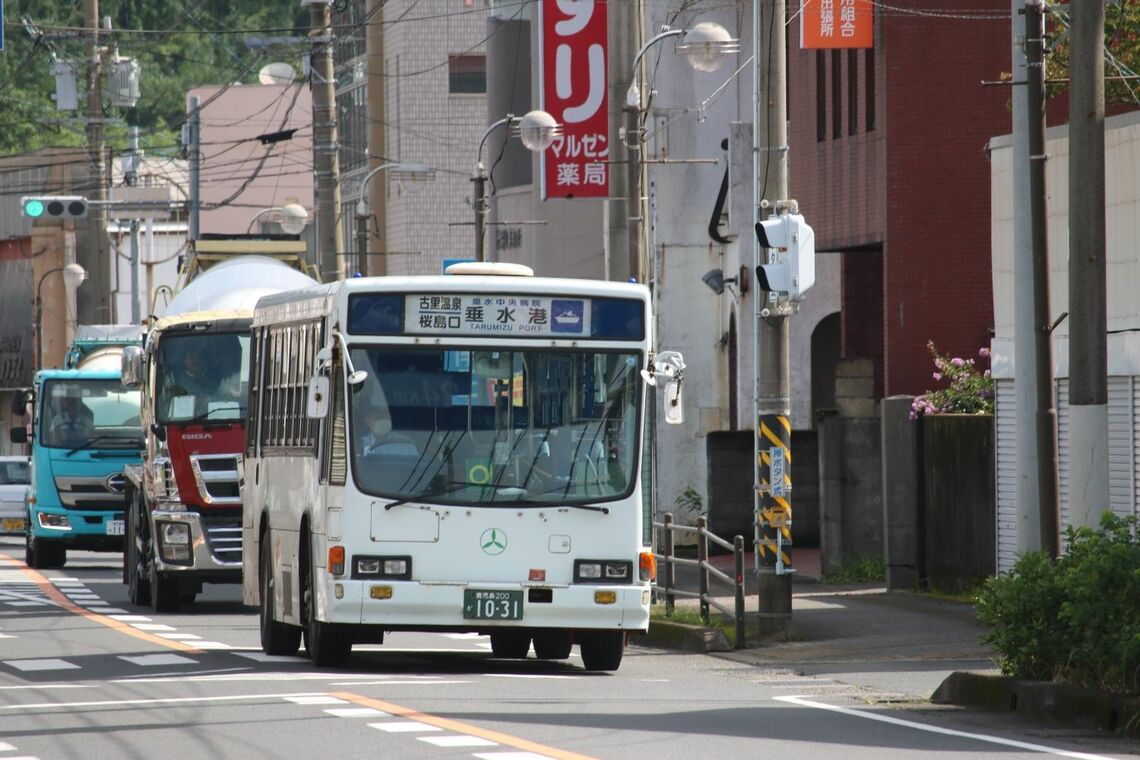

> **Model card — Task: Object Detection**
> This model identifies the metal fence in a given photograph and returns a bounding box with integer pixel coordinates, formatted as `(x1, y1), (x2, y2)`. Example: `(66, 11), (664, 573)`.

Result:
(652, 512), (746, 649)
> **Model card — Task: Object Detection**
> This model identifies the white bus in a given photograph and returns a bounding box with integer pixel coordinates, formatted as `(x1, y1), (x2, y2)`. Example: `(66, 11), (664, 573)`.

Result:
(241, 263), (684, 670)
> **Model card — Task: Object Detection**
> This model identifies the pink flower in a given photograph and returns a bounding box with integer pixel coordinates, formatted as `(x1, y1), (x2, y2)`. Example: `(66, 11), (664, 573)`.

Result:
(978, 347), (990, 358)
(951, 357), (966, 368)
(932, 372), (942, 381)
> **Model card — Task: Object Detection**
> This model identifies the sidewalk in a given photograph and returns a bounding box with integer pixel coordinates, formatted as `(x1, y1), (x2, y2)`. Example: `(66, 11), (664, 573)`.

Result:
(642, 547), (997, 701)
(639, 547), (1140, 738)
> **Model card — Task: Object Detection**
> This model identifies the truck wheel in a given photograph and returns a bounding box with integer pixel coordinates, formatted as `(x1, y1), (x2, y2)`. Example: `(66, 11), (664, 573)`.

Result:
(126, 499), (151, 606)
(532, 629), (573, 660)
(490, 630), (531, 659)
(149, 555), (180, 613)
(302, 540), (350, 667)
(578, 631), (624, 672)
(260, 537), (301, 656)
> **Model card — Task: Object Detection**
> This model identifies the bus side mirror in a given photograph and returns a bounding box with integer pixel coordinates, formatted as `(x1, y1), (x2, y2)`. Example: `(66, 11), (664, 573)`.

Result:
(307, 375), (330, 418)
(121, 346), (144, 387)
(9, 426), (28, 444)
(663, 378), (684, 425)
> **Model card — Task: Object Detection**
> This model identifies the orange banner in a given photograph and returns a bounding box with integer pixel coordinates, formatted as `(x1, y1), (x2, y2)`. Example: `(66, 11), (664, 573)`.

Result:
(800, 0), (873, 49)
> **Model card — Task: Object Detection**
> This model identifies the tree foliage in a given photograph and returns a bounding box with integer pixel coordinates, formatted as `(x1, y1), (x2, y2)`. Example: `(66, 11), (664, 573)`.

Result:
(1047, 1), (1140, 107)
(0, 0), (307, 158)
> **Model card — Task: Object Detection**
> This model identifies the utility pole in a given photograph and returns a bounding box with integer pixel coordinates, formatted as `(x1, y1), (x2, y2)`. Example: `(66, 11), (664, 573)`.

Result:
(1022, 0), (1059, 556)
(1067, 0), (1108, 529)
(187, 95), (201, 242)
(310, 0), (345, 283)
(80, 0), (110, 325)
(364, 0), (386, 277)
(127, 125), (142, 324)
(754, 0), (792, 632)
(607, 0), (639, 283)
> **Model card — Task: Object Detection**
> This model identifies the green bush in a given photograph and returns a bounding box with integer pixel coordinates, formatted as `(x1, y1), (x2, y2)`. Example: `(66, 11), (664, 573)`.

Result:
(976, 513), (1140, 695)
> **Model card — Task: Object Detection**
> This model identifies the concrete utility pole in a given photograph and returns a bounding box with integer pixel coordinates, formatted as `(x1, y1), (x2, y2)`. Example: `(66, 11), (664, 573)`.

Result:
(754, 0), (792, 632)
(310, 0), (345, 283)
(1021, 0), (1059, 556)
(127, 126), (142, 324)
(364, 0), (386, 277)
(607, 0), (639, 283)
(80, 0), (110, 325)
(188, 96), (201, 242)
(1067, 0), (1108, 529)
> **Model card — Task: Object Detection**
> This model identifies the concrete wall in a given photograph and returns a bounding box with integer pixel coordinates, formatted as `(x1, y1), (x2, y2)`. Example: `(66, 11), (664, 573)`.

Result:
(881, 395), (920, 590)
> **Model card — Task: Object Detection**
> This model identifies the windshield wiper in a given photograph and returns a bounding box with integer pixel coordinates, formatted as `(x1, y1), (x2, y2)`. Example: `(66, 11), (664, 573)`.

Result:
(180, 405), (246, 426)
(384, 481), (528, 510)
(65, 435), (141, 457)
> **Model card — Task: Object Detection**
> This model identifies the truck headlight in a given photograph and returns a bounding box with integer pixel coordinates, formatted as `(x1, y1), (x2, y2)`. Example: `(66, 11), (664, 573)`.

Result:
(157, 520), (191, 563)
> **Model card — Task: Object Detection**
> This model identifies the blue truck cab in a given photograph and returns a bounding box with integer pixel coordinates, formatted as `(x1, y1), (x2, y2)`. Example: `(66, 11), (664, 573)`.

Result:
(9, 327), (143, 569)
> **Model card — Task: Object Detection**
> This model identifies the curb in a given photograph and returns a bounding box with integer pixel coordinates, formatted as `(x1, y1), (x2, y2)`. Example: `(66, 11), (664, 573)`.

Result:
(633, 619), (730, 653)
(933, 671), (1140, 738)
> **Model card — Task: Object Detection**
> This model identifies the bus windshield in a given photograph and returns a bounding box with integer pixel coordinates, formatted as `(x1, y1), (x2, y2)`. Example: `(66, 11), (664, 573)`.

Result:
(40, 379), (142, 450)
(155, 333), (250, 424)
(349, 346), (643, 506)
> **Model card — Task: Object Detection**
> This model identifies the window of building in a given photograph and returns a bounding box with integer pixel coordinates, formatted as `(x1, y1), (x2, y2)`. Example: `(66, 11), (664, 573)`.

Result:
(816, 51), (826, 142)
(848, 50), (858, 136)
(832, 50), (842, 140)
(865, 48), (876, 131)
(448, 54), (486, 94)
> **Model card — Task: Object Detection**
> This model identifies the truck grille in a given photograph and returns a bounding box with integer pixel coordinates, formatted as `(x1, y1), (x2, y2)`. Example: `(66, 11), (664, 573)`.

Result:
(54, 475), (130, 511)
(190, 454), (243, 505)
(200, 508), (242, 564)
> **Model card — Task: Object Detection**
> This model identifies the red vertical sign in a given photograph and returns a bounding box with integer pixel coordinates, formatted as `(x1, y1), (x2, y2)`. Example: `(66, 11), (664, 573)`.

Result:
(539, 0), (609, 199)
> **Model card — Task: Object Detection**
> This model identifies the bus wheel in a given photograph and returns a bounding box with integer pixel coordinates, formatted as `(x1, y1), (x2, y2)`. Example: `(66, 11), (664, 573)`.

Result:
(578, 631), (624, 672)
(490, 630), (531, 659)
(149, 556), (180, 613)
(532, 629), (573, 660)
(260, 537), (301, 656)
(126, 498), (151, 606)
(303, 548), (350, 667)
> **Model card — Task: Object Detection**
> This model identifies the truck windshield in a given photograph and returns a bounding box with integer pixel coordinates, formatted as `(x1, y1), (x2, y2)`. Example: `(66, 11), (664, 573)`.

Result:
(348, 346), (643, 506)
(40, 380), (142, 450)
(155, 332), (250, 424)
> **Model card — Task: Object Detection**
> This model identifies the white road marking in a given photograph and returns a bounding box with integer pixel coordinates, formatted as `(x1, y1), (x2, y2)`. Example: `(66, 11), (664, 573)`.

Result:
(4, 659), (80, 672)
(484, 673), (581, 680)
(472, 753), (553, 760)
(773, 695), (1120, 760)
(232, 652), (301, 663)
(368, 721), (442, 733)
(118, 654), (198, 667)
(284, 695), (349, 705)
(330, 680), (472, 686)
(108, 615), (152, 622)
(1, 692), (331, 710)
(0, 742), (15, 750)
(418, 735), (498, 747)
(324, 707), (390, 718)
(85, 607), (127, 615)
(156, 633), (201, 640)
(3, 601), (48, 607)
(130, 624), (176, 632)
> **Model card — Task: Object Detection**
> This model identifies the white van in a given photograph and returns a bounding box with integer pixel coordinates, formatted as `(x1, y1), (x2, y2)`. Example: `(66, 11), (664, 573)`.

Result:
(0, 456), (31, 535)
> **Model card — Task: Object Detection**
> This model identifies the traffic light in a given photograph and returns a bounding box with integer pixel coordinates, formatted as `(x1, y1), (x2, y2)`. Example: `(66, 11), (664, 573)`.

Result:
(20, 196), (89, 220)
(755, 212), (815, 301)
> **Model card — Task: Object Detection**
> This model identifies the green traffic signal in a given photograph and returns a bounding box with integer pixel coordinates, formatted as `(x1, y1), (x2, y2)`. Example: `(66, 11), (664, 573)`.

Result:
(23, 199), (45, 218)
(19, 195), (88, 219)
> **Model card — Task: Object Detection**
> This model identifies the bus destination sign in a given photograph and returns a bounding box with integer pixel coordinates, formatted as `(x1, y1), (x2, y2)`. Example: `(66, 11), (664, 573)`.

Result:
(406, 294), (591, 338)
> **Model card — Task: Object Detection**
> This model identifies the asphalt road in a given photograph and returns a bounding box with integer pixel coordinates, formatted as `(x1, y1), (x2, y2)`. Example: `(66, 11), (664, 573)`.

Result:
(0, 539), (1135, 760)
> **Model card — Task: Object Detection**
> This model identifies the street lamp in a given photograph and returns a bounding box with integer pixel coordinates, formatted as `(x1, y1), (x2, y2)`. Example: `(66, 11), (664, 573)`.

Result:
(472, 110), (562, 262)
(246, 203), (309, 235)
(354, 161), (435, 277)
(35, 263), (87, 370)
(623, 22), (738, 282)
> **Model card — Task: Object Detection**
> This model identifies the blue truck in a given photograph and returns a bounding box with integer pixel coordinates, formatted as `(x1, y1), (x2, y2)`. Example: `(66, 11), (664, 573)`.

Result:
(9, 326), (143, 568)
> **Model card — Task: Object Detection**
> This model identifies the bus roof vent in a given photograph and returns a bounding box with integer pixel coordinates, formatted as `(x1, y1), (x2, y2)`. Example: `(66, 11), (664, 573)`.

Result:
(444, 262), (534, 277)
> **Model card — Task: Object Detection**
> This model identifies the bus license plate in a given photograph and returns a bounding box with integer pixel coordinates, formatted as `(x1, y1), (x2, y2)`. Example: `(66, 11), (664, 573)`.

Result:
(462, 589), (523, 621)
(106, 520), (125, 536)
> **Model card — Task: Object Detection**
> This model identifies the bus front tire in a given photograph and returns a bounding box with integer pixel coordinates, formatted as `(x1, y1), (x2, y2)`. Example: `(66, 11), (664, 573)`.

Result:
(578, 631), (624, 672)
(490, 630), (531, 659)
(260, 537), (301, 656)
(303, 544), (350, 667)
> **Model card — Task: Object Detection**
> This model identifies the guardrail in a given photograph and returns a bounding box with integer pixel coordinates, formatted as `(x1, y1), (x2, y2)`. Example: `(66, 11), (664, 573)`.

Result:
(652, 512), (746, 649)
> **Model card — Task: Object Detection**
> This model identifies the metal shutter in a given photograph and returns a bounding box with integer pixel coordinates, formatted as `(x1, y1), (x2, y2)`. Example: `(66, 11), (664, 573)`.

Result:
(995, 378), (1019, 572)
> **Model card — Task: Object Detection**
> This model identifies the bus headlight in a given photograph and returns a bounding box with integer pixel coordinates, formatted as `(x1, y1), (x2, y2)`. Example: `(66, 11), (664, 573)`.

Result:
(574, 559), (633, 583)
(157, 520), (192, 563)
(351, 555), (411, 580)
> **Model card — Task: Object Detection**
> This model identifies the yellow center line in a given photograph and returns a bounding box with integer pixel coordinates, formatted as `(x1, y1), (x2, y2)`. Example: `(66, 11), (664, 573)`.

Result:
(0, 554), (204, 654)
(329, 691), (600, 760)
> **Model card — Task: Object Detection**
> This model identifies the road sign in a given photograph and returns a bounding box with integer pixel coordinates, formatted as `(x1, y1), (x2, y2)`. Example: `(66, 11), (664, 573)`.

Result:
(769, 446), (787, 497)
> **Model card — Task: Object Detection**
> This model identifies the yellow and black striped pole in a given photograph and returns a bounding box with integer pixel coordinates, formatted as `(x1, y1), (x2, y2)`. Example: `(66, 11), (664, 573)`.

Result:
(757, 413), (792, 571)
